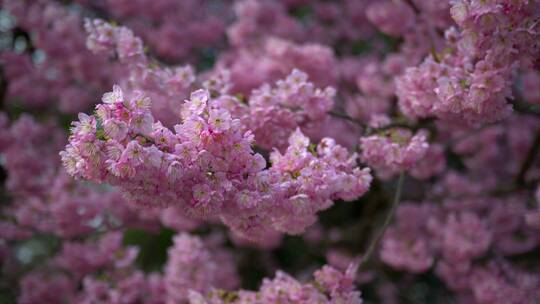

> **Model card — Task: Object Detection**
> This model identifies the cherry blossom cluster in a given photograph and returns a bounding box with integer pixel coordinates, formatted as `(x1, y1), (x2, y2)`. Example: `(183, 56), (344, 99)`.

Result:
(84, 18), (340, 148)
(246, 69), (336, 149)
(397, 0), (540, 126)
(60, 85), (371, 239)
(228, 0), (304, 47)
(188, 262), (362, 304)
(0, 114), (198, 241)
(377, 114), (540, 303)
(360, 128), (430, 179)
(0, 116), (168, 239)
(12, 225), (362, 304)
(215, 37), (338, 95)
(2, 0), (540, 302)
(0, 114), (65, 196)
(100, 0), (227, 62)
(17, 231), (165, 304)
(226, 0), (378, 50)
(165, 233), (239, 303)
(2, 0), (114, 113)
(381, 196), (540, 304)
(84, 19), (197, 125)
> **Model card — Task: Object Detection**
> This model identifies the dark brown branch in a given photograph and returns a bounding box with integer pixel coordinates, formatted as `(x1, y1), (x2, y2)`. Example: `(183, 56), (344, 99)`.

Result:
(512, 100), (540, 116)
(359, 172), (405, 270)
(0, 65), (7, 112)
(328, 111), (365, 126)
(403, 0), (421, 15)
(328, 111), (435, 135)
(515, 131), (540, 186)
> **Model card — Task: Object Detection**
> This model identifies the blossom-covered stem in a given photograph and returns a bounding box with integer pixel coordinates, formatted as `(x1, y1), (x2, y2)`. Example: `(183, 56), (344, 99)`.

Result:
(359, 171), (405, 269)
(516, 131), (540, 186)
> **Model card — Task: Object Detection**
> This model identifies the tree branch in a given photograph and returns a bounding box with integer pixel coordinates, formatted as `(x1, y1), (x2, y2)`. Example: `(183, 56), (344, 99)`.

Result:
(328, 111), (365, 126)
(403, 0), (421, 15)
(515, 131), (540, 186)
(511, 99), (540, 116)
(359, 172), (405, 269)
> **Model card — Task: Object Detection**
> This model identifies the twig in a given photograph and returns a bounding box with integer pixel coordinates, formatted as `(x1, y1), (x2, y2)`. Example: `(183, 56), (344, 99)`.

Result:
(328, 110), (434, 135)
(403, 0), (421, 15)
(515, 131), (540, 186)
(0, 65), (6, 112)
(443, 121), (499, 148)
(359, 172), (405, 269)
(512, 100), (540, 117)
(328, 111), (364, 126)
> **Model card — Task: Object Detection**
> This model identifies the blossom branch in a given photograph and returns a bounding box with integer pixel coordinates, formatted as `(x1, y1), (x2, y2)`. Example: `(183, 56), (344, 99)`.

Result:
(328, 110), (364, 126)
(402, 0), (421, 15)
(328, 110), (434, 134)
(512, 100), (540, 117)
(515, 131), (540, 186)
(359, 171), (405, 269)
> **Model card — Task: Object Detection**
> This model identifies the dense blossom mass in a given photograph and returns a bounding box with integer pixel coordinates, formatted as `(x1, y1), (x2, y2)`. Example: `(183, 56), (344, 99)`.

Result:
(61, 85), (371, 239)
(1, 0), (539, 303)
(396, 0), (540, 125)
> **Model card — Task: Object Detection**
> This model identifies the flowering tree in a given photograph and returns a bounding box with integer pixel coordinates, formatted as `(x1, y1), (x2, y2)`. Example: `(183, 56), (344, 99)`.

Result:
(1, 0), (540, 303)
